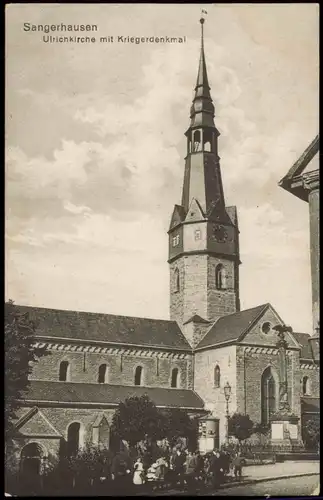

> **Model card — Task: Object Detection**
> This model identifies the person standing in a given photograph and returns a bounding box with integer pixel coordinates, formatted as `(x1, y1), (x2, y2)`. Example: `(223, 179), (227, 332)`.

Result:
(184, 451), (198, 492)
(173, 448), (186, 487)
(232, 451), (243, 480)
(208, 450), (222, 490)
(195, 450), (205, 484)
(111, 451), (132, 494)
(133, 457), (145, 486)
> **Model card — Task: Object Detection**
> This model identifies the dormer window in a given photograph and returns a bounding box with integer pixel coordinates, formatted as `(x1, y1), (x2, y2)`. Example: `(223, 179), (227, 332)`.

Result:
(195, 229), (201, 240)
(172, 234), (180, 247)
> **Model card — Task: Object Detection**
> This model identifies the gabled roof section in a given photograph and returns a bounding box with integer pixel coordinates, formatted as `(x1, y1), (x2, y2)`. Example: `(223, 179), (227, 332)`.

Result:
(196, 304), (269, 349)
(93, 412), (109, 428)
(14, 406), (62, 437)
(292, 332), (318, 361)
(185, 198), (205, 222)
(183, 314), (211, 326)
(15, 305), (192, 351)
(207, 202), (234, 225)
(280, 136), (319, 183)
(225, 206), (239, 227)
(279, 135), (319, 200)
(19, 381), (205, 410)
(169, 204), (186, 231)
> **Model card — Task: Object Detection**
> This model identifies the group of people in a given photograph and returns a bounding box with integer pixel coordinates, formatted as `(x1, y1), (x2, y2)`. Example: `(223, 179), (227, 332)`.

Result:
(130, 448), (244, 493)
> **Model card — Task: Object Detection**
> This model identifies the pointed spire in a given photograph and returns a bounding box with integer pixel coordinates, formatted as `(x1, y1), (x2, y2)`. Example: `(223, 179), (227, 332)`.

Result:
(189, 15), (216, 130)
(195, 17), (211, 98)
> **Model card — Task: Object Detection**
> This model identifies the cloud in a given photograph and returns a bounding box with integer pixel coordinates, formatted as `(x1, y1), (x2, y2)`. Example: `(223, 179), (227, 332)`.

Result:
(63, 201), (92, 215)
(239, 203), (309, 263)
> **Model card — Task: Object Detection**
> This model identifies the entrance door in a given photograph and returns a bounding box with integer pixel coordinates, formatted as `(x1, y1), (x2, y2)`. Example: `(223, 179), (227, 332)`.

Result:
(20, 443), (44, 494)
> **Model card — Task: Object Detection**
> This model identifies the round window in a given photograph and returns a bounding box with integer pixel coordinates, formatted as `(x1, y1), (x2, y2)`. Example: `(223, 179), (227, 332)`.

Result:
(261, 322), (271, 334)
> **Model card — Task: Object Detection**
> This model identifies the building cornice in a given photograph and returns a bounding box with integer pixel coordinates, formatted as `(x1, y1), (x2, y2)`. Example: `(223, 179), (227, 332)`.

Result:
(33, 339), (191, 360)
(16, 399), (204, 412)
(300, 361), (319, 370)
(241, 343), (298, 354)
(168, 250), (241, 265)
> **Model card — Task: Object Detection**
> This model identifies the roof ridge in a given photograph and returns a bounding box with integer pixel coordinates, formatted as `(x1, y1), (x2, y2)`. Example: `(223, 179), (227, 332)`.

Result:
(29, 380), (198, 390)
(279, 135), (319, 185)
(237, 304), (269, 342)
(221, 303), (269, 320)
(195, 303), (270, 350)
(15, 304), (176, 324)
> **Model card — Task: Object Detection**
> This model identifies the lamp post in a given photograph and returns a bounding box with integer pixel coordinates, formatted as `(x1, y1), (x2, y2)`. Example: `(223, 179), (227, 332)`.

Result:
(308, 321), (320, 365)
(224, 381), (232, 443)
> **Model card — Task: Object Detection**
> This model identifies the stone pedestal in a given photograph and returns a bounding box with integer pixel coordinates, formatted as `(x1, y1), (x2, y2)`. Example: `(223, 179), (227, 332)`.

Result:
(270, 412), (302, 451)
(198, 417), (219, 454)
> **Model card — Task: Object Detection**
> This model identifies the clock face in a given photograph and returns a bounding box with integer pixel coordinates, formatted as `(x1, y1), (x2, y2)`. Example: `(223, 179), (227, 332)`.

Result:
(212, 224), (228, 243)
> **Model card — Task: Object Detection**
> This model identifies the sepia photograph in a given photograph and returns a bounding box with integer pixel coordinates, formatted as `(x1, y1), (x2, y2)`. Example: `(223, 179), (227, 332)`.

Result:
(5, 3), (319, 497)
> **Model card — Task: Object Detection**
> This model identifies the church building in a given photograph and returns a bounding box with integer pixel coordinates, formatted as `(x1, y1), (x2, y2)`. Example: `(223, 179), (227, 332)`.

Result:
(10, 19), (319, 473)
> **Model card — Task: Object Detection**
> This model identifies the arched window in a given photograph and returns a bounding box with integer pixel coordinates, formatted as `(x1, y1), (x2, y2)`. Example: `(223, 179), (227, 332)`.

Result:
(171, 368), (179, 388)
(203, 129), (213, 152)
(59, 361), (70, 382)
(20, 442), (45, 479)
(67, 422), (81, 456)
(174, 268), (180, 292)
(193, 130), (202, 152)
(134, 366), (143, 386)
(261, 367), (277, 425)
(92, 415), (110, 448)
(214, 365), (221, 388)
(98, 364), (107, 384)
(215, 264), (226, 290)
(302, 376), (311, 395)
(187, 137), (192, 154)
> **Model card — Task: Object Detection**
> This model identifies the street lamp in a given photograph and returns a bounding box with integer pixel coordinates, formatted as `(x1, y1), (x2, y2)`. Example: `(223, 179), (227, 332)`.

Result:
(308, 322), (320, 365)
(224, 381), (232, 443)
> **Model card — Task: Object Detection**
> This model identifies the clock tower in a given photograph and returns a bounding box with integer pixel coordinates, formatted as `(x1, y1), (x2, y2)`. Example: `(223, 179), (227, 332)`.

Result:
(168, 17), (240, 342)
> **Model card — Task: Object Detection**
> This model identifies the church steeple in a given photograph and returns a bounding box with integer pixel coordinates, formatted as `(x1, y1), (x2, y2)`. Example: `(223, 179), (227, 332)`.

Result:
(168, 15), (240, 334)
(182, 16), (224, 216)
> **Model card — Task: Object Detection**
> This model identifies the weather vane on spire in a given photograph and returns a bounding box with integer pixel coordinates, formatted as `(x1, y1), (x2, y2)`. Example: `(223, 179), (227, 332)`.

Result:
(200, 9), (207, 47)
(200, 8), (208, 23)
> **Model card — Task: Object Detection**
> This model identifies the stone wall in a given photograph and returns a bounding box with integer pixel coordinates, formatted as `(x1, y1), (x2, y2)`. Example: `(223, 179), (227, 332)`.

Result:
(170, 252), (238, 332)
(207, 255), (238, 319)
(194, 345), (237, 444)
(236, 345), (302, 430)
(169, 258), (185, 324)
(30, 347), (192, 390)
(299, 364), (320, 398)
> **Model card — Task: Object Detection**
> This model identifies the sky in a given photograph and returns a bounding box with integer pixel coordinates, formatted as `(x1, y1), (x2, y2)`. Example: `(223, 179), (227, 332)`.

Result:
(5, 3), (319, 333)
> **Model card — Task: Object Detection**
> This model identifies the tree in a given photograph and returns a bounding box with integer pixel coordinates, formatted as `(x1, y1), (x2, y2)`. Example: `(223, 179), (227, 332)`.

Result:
(111, 394), (165, 447)
(161, 408), (199, 450)
(303, 417), (320, 450)
(5, 300), (48, 436)
(228, 413), (254, 446)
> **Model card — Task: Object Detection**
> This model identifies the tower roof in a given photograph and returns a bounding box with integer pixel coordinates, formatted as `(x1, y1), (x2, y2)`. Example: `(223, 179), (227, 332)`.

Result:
(195, 18), (211, 98)
(189, 17), (217, 130)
